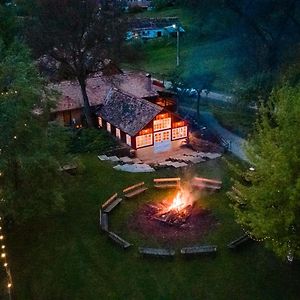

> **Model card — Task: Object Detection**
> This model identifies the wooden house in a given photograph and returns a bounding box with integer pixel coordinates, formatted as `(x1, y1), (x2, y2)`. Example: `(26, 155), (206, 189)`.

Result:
(95, 89), (188, 155)
(127, 17), (184, 40)
(50, 71), (163, 126)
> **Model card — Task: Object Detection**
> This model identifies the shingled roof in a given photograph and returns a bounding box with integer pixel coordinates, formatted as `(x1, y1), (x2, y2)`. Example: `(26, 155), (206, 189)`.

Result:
(96, 88), (163, 136)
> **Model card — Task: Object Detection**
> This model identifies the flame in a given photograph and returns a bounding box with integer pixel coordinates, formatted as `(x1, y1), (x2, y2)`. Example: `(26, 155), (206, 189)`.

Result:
(168, 189), (192, 212)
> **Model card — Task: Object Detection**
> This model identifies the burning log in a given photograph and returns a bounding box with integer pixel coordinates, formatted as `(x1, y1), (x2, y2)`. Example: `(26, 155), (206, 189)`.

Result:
(153, 205), (194, 226)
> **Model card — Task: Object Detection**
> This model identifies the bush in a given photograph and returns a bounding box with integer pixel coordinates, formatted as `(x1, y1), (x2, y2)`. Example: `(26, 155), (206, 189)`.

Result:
(69, 128), (117, 154)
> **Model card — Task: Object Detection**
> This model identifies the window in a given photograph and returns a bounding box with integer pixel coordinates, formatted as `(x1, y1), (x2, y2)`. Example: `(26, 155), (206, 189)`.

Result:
(126, 134), (131, 146)
(98, 117), (103, 127)
(116, 128), (121, 139)
(136, 134), (153, 148)
(172, 126), (187, 140)
(106, 122), (111, 132)
(153, 117), (171, 132)
(162, 130), (170, 141)
(154, 130), (171, 143)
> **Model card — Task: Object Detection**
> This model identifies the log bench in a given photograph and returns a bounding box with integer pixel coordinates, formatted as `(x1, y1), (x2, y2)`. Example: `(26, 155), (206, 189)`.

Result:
(138, 247), (175, 257)
(102, 193), (122, 213)
(191, 177), (222, 191)
(181, 245), (217, 256)
(228, 233), (251, 249)
(153, 177), (181, 189)
(99, 210), (108, 231)
(123, 182), (148, 198)
(108, 231), (131, 249)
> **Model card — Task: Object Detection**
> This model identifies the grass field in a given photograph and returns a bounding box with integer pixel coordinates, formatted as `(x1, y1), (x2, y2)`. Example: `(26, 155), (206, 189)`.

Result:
(124, 7), (242, 92)
(5, 154), (300, 300)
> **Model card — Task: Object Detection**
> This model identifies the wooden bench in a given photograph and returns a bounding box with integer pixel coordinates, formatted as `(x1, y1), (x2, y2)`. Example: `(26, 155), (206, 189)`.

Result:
(192, 177), (222, 190)
(153, 177), (181, 189)
(101, 193), (123, 213)
(228, 233), (251, 249)
(123, 182), (148, 198)
(108, 231), (131, 249)
(181, 245), (217, 256)
(99, 210), (108, 231)
(58, 164), (77, 174)
(138, 247), (175, 257)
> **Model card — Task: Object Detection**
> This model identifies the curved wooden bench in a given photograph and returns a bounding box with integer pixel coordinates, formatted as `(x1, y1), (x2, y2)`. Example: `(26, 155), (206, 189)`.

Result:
(228, 234), (251, 249)
(108, 231), (131, 249)
(123, 182), (148, 198)
(153, 177), (181, 189)
(192, 177), (222, 190)
(138, 247), (175, 257)
(102, 193), (122, 213)
(99, 209), (108, 232)
(181, 245), (217, 256)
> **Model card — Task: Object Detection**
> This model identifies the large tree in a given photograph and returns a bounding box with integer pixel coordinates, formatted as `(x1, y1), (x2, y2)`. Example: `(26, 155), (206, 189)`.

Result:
(229, 84), (300, 260)
(26, 0), (127, 127)
(0, 41), (68, 222)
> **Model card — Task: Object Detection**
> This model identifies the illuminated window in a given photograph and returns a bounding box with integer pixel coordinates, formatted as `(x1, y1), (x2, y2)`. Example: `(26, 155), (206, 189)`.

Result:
(126, 134), (131, 146)
(172, 126), (187, 140)
(154, 130), (171, 143)
(107, 122), (111, 132)
(136, 134), (153, 148)
(162, 130), (170, 141)
(153, 117), (171, 131)
(116, 128), (121, 139)
(98, 117), (103, 127)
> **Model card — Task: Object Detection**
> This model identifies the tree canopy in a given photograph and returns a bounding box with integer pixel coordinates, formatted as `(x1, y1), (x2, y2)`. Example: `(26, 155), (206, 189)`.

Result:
(26, 0), (127, 127)
(229, 84), (300, 260)
(0, 38), (69, 222)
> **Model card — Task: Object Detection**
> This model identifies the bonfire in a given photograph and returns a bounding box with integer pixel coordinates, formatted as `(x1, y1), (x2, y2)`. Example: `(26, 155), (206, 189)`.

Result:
(151, 188), (195, 226)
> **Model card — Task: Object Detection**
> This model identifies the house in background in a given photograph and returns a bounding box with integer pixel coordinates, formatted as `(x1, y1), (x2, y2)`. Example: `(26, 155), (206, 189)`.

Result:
(125, 0), (152, 10)
(95, 88), (188, 157)
(50, 71), (164, 126)
(127, 17), (184, 40)
(51, 69), (188, 155)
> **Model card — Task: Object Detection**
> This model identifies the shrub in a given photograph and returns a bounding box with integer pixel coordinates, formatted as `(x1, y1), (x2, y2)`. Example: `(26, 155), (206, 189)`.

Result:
(69, 128), (117, 154)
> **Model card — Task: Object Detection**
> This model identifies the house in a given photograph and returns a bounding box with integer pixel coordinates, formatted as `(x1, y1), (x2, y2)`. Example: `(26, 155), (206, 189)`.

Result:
(125, 0), (152, 10)
(50, 71), (164, 126)
(127, 17), (184, 40)
(95, 88), (188, 155)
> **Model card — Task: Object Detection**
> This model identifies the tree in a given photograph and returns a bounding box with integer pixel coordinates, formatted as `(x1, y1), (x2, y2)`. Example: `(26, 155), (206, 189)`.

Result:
(26, 0), (127, 127)
(0, 41), (68, 222)
(229, 84), (300, 260)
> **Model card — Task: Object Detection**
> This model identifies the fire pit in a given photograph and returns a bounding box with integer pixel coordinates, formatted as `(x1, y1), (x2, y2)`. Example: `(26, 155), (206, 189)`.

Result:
(128, 186), (218, 245)
(151, 188), (194, 226)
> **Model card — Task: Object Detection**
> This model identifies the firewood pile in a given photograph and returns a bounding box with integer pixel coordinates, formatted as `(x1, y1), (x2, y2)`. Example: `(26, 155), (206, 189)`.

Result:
(147, 202), (194, 226)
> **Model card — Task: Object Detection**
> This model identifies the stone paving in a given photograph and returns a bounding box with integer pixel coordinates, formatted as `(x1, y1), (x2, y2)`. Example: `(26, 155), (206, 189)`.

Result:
(98, 148), (222, 173)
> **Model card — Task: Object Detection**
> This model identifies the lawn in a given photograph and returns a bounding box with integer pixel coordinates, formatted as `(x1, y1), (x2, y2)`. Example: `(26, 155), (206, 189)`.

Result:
(6, 154), (300, 299)
(123, 7), (243, 92)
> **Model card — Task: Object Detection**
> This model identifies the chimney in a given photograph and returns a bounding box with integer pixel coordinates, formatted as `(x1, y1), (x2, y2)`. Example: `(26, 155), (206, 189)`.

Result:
(146, 73), (152, 92)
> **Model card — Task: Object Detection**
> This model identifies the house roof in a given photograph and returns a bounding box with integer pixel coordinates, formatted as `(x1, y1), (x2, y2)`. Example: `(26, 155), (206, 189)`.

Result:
(96, 88), (163, 136)
(129, 17), (182, 31)
(51, 71), (163, 113)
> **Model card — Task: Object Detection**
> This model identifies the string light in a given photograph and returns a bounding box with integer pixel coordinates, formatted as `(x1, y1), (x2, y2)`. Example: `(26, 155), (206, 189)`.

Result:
(0, 90), (18, 97)
(0, 216), (13, 299)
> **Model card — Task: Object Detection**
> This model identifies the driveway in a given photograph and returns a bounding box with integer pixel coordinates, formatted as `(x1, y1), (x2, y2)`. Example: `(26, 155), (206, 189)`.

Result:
(181, 106), (249, 162)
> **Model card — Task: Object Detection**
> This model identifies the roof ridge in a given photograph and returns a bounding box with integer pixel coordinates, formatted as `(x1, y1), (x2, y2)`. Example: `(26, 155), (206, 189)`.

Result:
(109, 87), (162, 110)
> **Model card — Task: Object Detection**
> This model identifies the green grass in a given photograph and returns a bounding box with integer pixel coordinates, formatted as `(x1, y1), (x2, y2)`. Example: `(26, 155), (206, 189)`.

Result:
(124, 7), (242, 92)
(5, 154), (300, 299)
(211, 106), (257, 138)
